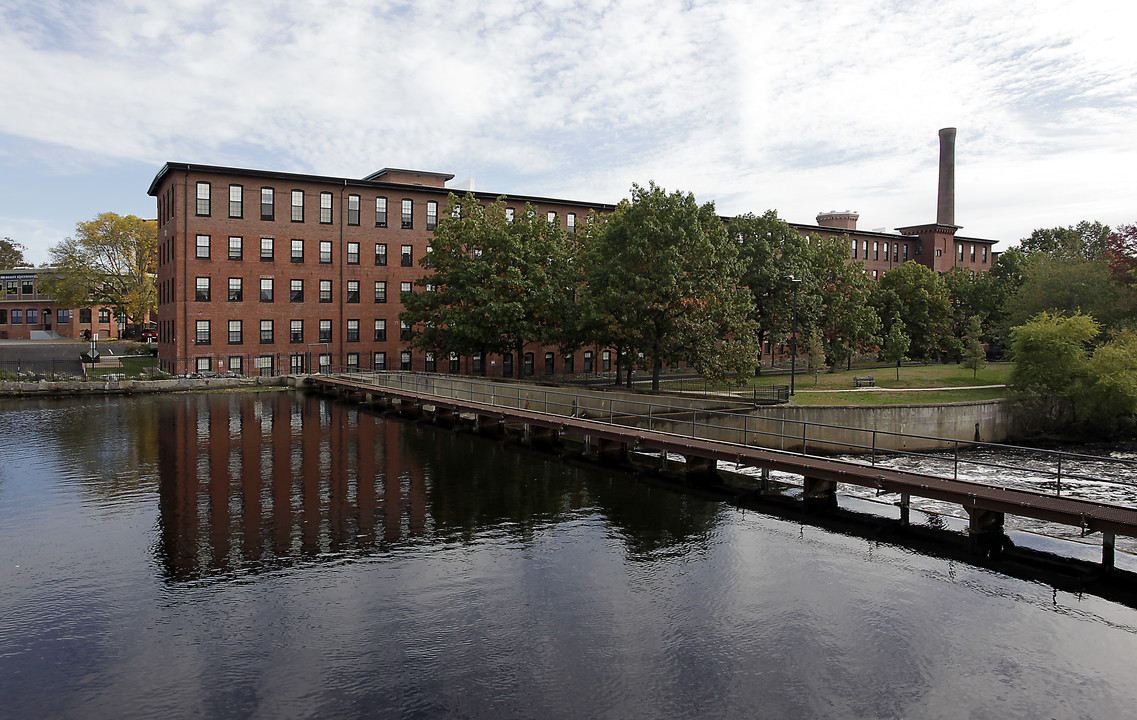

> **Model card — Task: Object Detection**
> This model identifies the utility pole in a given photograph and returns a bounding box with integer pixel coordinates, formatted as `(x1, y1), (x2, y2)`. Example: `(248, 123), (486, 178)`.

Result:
(789, 276), (802, 396)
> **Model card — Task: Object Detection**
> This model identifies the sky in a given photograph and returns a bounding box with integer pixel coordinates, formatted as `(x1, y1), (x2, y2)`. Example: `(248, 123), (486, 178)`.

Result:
(1, 0), (1134, 266)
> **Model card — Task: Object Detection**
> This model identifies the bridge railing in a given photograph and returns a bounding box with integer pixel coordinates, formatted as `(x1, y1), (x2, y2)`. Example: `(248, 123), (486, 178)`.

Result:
(316, 367), (1137, 503)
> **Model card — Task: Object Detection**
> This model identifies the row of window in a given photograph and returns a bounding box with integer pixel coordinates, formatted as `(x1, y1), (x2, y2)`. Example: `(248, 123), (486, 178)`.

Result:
(0, 308), (114, 326)
(4, 279), (39, 297)
(191, 236), (415, 266)
(191, 317), (412, 345)
(195, 183), (431, 230)
(188, 277), (411, 304)
(1, 308), (58, 325)
(190, 181), (580, 232)
(188, 349), (594, 375)
(850, 239), (989, 264)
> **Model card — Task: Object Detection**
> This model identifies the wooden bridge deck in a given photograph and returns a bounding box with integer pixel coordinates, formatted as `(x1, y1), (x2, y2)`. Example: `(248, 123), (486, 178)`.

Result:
(309, 375), (1137, 564)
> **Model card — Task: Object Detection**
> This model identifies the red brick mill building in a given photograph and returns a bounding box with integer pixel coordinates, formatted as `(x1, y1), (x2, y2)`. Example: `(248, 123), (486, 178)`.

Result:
(147, 129), (997, 377)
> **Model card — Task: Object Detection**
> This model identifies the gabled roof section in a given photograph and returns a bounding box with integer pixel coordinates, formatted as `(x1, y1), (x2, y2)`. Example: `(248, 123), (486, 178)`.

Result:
(361, 168), (455, 187)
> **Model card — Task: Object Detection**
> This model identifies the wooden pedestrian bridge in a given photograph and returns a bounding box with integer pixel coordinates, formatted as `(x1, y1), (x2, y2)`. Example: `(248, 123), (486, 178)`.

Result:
(304, 370), (1137, 570)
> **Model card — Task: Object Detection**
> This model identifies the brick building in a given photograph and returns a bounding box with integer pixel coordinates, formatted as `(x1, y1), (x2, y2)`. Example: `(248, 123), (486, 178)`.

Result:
(147, 163), (616, 376)
(0, 267), (120, 340)
(147, 129), (998, 377)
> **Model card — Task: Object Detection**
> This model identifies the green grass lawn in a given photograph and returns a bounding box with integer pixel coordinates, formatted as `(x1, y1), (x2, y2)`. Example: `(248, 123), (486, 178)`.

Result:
(788, 361), (1012, 391)
(87, 355), (158, 378)
(751, 361), (1012, 406)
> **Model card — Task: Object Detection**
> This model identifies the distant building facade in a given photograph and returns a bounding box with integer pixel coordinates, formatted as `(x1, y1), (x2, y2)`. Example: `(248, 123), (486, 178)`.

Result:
(0, 268), (119, 340)
(147, 163), (616, 376)
(147, 129), (998, 376)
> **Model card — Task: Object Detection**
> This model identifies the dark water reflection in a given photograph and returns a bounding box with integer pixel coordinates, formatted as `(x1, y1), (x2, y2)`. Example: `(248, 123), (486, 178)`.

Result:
(4, 391), (1137, 719)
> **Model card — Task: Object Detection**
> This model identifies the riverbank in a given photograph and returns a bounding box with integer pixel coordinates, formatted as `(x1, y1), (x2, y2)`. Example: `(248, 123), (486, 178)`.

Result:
(0, 375), (298, 395)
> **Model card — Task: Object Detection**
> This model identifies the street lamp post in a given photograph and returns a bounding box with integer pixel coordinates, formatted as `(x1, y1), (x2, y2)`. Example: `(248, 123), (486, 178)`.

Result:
(788, 276), (802, 396)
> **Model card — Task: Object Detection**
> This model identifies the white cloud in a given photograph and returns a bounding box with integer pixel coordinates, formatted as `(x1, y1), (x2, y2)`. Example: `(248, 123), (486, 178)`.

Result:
(1, 0), (1135, 259)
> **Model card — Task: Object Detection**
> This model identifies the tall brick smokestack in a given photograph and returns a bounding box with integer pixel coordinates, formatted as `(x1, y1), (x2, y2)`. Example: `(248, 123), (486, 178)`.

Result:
(937, 127), (956, 226)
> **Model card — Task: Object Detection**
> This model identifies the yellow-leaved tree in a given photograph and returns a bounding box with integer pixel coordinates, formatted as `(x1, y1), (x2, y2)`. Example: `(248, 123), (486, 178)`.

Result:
(40, 213), (157, 330)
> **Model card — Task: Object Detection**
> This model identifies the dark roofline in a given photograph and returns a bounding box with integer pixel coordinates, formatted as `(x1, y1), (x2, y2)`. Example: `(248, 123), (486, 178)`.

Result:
(147, 162), (617, 211)
(362, 167), (455, 182)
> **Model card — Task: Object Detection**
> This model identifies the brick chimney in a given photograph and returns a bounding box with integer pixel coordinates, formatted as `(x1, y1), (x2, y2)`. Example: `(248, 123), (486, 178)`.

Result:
(937, 127), (956, 226)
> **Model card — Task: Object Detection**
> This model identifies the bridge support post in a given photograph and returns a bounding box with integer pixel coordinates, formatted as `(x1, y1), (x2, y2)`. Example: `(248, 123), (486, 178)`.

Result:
(683, 455), (719, 484)
(965, 506), (1006, 555)
(476, 414), (504, 438)
(759, 467), (770, 495)
(1103, 532), (1116, 570)
(597, 438), (629, 466)
(898, 492), (911, 526)
(802, 476), (837, 510)
(528, 425), (561, 451)
(659, 450), (669, 473)
(433, 407), (456, 427)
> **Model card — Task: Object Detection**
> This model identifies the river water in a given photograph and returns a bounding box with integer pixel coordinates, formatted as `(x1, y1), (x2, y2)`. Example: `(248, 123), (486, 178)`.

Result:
(3, 391), (1137, 719)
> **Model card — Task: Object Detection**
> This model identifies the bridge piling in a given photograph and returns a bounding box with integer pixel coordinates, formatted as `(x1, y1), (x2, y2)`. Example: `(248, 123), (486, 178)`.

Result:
(803, 476), (838, 510)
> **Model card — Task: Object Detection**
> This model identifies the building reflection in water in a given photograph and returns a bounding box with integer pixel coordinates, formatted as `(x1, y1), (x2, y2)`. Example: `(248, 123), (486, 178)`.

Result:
(156, 392), (426, 581)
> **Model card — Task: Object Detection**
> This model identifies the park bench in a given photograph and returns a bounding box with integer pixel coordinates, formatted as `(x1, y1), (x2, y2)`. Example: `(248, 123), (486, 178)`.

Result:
(854, 376), (875, 387)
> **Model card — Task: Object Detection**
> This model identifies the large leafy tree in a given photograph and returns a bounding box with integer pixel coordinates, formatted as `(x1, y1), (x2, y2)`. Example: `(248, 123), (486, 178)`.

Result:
(806, 232), (880, 370)
(0, 237), (28, 269)
(732, 211), (812, 374)
(399, 193), (571, 378)
(580, 182), (755, 391)
(943, 266), (1004, 354)
(1018, 220), (1111, 261)
(1002, 255), (1134, 331)
(1008, 311), (1099, 430)
(871, 262), (954, 362)
(40, 213), (156, 326)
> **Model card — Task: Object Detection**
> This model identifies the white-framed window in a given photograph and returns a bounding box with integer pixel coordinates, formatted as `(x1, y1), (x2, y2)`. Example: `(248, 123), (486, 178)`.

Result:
(260, 277), (273, 302)
(374, 281), (386, 303)
(259, 319), (273, 344)
(228, 319), (242, 345)
(195, 320), (211, 345)
(290, 279), (303, 302)
(347, 242), (359, 265)
(320, 192), (333, 223)
(260, 237), (274, 261)
(228, 236), (242, 260)
(196, 182), (210, 216)
(346, 319), (359, 342)
(375, 243), (387, 266)
(319, 240), (332, 263)
(319, 279), (332, 303)
(229, 184), (243, 218)
(373, 351), (386, 370)
(195, 276), (210, 302)
(374, 319), (386, 341)
(291, 190), (304, 222)
(196, 234), (211, 259)
(347, 194), (360, 226)
(401, 199), (413, 229)
(260, 187), (274, 220)
(375, 196), (387, 227)
(427, 200), (438, 230)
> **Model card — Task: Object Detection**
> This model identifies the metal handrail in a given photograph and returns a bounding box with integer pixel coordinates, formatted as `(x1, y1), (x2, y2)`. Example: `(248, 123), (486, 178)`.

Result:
(315, 368), (1137, 501)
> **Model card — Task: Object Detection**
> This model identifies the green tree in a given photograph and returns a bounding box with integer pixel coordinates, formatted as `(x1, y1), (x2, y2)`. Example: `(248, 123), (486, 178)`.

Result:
(872, 262), (953, 362)
(1019, 220), (1111, 261)
(732, 211), (811, 374)
(804, 326), (828, 385)
(0, 237), (28, 269)
(807, 232), (880, 370)
(1002, 255), (1134, 331)
(1008, 311), (1098, 429)
(40, 213), (156, 327)
(882, 312), (910, 380)
(399, 193), (571, 379)
(961, 315), (986, 378)
(1080, 329), (1137, 433)
(580, 182), (755, 391)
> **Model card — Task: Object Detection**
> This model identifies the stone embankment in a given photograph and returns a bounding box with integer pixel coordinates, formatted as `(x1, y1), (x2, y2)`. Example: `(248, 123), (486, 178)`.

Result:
(0, 375), (303, 395)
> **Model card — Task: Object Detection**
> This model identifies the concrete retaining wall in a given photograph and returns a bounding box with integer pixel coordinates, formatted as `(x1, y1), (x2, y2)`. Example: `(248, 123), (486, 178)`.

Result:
(628, 401), (1009, 454)
(0, 375), (294, 396)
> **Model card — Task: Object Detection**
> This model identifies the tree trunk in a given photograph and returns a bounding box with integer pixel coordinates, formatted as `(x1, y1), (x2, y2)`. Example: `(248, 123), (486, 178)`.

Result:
(651, 340), (662, 392)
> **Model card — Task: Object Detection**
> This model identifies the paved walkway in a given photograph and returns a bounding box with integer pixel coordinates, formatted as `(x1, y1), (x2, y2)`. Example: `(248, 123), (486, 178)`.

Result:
(797, 384), (1006, 393)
